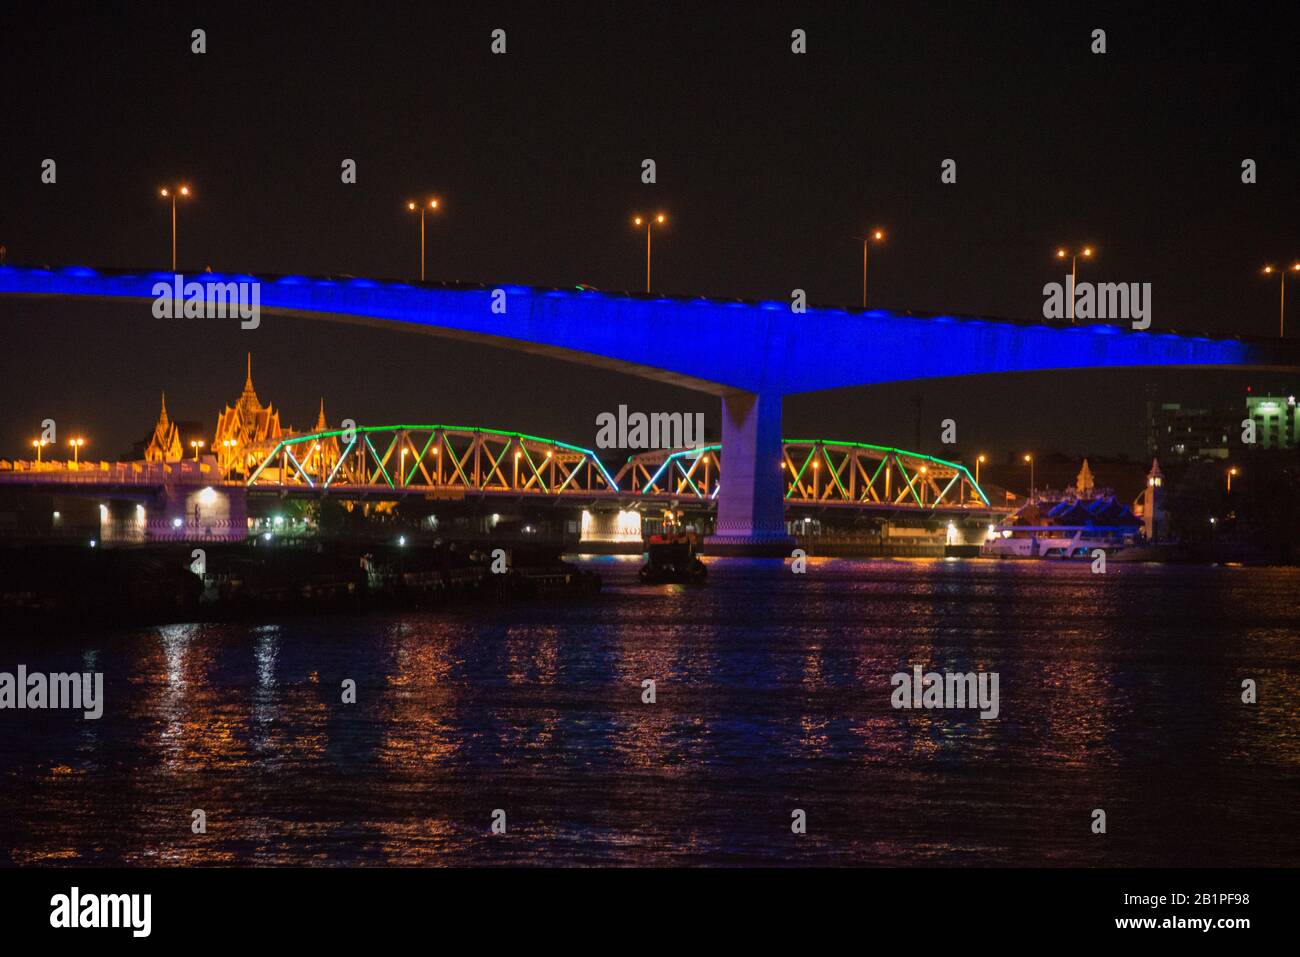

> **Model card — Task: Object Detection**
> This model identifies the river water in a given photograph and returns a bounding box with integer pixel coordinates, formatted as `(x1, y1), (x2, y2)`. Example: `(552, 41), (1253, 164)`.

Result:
(2, 557), (1297, 866)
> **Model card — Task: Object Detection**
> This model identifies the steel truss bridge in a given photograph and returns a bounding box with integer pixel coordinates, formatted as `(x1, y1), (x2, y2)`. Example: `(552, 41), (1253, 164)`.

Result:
(241, 425), (1000, 516)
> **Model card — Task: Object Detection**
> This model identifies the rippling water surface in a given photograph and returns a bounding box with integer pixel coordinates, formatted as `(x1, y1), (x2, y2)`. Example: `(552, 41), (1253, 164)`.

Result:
(2, 557), (1297, 866)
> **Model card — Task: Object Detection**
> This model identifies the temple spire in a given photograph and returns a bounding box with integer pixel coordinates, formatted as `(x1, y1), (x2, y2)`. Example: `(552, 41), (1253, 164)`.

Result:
(145, 390), (182, 462)
(243, 352), (255, 395)
(1076, 458), (1094, 495)
(314, 398), (328, 432)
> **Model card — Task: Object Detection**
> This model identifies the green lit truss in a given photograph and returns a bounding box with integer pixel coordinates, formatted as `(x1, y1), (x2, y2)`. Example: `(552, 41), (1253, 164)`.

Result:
(615, 439), (991, 509)
(246, 425), (620, 496)
(247, 427), (989, 510)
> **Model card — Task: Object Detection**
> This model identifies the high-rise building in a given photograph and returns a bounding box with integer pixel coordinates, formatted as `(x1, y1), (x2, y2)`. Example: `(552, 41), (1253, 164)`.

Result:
(1244, 394), (1299, 450)
(1145, 401), (1233, 461)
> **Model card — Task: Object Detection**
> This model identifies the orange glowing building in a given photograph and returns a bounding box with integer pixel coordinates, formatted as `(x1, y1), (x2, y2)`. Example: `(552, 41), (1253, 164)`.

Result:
(143, 392), (184, 463)
(214, 354), (285, 475)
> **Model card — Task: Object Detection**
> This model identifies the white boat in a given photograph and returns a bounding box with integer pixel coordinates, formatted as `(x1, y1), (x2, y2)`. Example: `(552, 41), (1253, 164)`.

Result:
(981, 527), (1139, 560)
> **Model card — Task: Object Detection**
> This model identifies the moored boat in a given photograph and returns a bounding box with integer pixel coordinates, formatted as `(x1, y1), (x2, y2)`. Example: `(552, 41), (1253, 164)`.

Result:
(639, 533), (707, 584)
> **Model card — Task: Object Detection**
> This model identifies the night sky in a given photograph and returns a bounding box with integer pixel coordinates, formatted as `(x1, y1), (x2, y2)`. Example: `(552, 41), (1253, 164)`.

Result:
(2, 2), (1297, 463)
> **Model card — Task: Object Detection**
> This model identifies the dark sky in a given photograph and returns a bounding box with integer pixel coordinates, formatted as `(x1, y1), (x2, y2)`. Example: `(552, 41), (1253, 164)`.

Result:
(1, 1), (1297, 463)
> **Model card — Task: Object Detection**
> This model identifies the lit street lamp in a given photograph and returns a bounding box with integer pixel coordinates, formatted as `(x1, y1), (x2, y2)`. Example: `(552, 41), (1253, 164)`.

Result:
(1227, 466), (1238, 493)
(1055, 245), (1094, 322)
(31, 438), (49, 463)
(406, 198), (440, 282)
(632, 213), (666, 293)
(159, 184), (192, 271)
(857, 228), (885, 309)
(190, 439), (205, 461)
(1023, 453), (1034, 500)
(69, 437), (85, 464)
(975, 453), (986, 486)
(1262, 263), (1300, 337)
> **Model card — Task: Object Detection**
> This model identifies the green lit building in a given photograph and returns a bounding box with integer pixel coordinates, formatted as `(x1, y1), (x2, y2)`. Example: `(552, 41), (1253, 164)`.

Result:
(1245, 394), (1299, 450)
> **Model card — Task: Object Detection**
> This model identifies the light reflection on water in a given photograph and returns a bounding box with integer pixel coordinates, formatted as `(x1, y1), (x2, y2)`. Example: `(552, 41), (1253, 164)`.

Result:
(1, 557), (1297, 866)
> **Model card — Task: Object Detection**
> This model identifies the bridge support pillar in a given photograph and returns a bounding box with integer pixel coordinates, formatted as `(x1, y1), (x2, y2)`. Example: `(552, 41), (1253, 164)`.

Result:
(704, 391), (795, 556)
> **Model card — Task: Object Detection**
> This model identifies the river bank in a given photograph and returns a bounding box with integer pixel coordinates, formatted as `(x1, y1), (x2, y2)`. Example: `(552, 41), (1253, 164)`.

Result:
(0, 541), (600, 631)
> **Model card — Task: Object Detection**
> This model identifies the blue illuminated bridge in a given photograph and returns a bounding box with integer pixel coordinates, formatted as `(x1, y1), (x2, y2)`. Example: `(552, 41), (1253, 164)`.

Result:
(4, 265), (1297, 551)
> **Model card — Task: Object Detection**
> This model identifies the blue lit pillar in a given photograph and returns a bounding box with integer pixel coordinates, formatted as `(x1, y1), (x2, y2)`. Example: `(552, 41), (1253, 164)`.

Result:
(705, 390), (795, 556)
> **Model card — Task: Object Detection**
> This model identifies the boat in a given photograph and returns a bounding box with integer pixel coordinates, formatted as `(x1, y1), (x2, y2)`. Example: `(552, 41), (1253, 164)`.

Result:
(981, 527), (1148, 561)
(639, 534), (707, 584)
(981, 482), (1147, 561)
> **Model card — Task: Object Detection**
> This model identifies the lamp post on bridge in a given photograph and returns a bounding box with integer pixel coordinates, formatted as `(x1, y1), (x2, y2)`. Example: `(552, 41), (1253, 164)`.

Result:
(975, 454), (986, 487)
(632, 213), (666, 293)
(1023, 453), (1034, 501)
(407, 198), (441, 282)
(32, 438), (48, 463)
(221, 439), (238, 476)
(191, 439), (205, 461)
(158, 184), (192, 272)
(1227, 466), (1238, 493)
(1262, 263), (1300, 337)
(68, 437), (85, 464)
(1055, 245), (1094, 322)
(857, 228), (885, 309)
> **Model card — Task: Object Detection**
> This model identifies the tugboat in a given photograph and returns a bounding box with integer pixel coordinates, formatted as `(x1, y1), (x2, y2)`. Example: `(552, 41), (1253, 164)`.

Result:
(639, 532), (707, 584)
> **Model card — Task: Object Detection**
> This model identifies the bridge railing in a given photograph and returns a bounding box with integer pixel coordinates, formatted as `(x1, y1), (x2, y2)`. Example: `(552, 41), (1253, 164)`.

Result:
(0, 458), (223, 486)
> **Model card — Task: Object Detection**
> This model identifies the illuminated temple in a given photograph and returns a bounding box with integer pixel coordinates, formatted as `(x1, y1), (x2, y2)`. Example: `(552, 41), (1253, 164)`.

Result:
(213, 355), (285, 475)
(138, 355), (337, 478)
(143, 393), (183, 463)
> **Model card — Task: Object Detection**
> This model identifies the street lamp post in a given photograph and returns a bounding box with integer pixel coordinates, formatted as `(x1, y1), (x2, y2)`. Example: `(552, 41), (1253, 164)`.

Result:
(1262, 263), (1300, 337)
(32, 438), (48, 463)
(406, 199), (440, 282)
(1227, 467), (1238, 493)
(1023, 453), (1034, 500)
(858, 229), (885, 309)
(1055, 246), (1094, 322)
(976, 454), (986, 486)
(69, 437), (85, 464)
(190, 439), (205, 461)
(632, 214), (666, 293)
(159, 185), (192, 271)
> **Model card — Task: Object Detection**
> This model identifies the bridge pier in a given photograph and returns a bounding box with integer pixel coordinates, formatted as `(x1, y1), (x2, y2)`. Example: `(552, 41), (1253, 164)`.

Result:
(704, 391), (795, 556)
